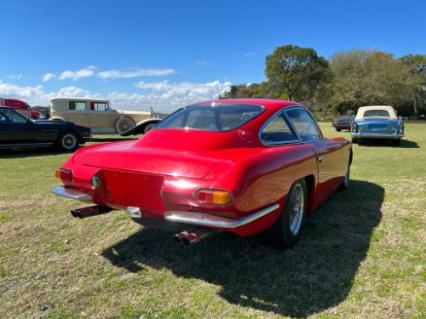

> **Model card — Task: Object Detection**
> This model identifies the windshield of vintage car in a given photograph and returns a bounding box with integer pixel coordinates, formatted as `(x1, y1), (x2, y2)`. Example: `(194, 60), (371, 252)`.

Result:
(363, 110), (390, 118)
(157, 104), (264, 131)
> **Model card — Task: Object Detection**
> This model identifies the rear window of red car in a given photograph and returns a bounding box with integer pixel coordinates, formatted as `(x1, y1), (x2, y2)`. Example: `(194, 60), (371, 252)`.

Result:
(157, 104), (264, 131)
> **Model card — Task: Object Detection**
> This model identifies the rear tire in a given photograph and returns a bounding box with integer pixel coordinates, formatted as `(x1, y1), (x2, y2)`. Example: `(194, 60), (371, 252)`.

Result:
(351, 137), (358, 144)
(392, 139), (401, 146)
(56, 132), (79, 152)
(115, 116), (136, 134)
(336, 128), (341, 132)
(267, 179), (307, 249)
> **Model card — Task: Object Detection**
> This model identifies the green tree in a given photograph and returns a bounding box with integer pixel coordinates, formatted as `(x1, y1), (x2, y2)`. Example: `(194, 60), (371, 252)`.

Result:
(400, 54), (426, 115)
(221, 82), (272, 99)
(330, 50), (419, 115)
(265, 45), (329, 101)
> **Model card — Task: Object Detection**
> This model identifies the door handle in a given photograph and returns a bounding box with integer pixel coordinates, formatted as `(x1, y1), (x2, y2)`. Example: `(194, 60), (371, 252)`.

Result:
(317, 155), (325, 163)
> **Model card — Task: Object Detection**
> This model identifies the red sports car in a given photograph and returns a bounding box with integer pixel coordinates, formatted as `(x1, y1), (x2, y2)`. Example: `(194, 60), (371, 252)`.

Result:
(52, 99), (352, 248)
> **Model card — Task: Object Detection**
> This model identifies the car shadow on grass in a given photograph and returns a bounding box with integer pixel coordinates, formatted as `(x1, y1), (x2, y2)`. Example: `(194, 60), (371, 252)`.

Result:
(102, 180), (383, 318)
(357, 139), (419, 148)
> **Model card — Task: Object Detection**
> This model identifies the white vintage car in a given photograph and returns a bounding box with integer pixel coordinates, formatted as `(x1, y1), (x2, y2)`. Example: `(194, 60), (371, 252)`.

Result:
(351, 105), (404, 145)
(49, 97), (161, 135)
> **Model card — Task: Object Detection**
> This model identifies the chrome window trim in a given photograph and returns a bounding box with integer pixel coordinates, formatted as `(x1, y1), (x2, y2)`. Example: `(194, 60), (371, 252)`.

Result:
(258, 105), (306, 147)
(283, 106), (324, 143)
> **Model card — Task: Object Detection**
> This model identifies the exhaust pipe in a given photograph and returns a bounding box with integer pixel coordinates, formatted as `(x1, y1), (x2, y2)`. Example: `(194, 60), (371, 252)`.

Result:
(174, 229), (215, 245)
(71, 205), (114, 219)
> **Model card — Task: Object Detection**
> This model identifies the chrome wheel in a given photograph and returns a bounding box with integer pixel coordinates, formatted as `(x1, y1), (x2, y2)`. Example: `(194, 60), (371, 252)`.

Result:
(62, 133), (77, 150)
(288, 183), (305, 236)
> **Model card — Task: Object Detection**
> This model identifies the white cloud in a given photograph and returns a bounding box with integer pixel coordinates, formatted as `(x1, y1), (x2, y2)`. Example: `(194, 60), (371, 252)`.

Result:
(0, 81), (92, 106)
(98, 68), (175, 79)
(196, 60), (216, 67)
(41, 66), (175, 82)
(131, 80), (232, 111)
(243, 51), (256, 57)
(58, 65), (97, 81)
(6, 73), (24, 81)
(42, 72), (55, 82)
(0, 79), (231, 113)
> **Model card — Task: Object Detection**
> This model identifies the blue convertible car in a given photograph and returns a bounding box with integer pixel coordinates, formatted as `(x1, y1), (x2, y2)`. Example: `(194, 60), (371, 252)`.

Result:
(351, 105), (404, 145)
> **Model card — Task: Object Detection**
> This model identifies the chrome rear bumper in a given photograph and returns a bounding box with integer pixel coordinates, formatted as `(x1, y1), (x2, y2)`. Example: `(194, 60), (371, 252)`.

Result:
(51, 186), (93, 202)
(352, 132), (404, 139)
(164, 204), (280, 229)
(51, 186), (280, 229)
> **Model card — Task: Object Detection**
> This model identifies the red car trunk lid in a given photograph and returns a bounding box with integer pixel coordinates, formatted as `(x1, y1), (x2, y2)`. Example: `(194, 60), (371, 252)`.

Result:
(96, 169), (165, 214)
(81, 141), (218, 179)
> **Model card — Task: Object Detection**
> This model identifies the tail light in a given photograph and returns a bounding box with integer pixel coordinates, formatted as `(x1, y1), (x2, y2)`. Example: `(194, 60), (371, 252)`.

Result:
(31, 110), (40, 119)
(55, 168), (73, 183)
(352, 122), (359, 133)
(195, 189), (232, 206)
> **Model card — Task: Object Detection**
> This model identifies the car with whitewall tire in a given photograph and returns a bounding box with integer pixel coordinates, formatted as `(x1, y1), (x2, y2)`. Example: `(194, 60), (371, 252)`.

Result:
(49, 97), (161, 135)
(0, 107), (90, 152)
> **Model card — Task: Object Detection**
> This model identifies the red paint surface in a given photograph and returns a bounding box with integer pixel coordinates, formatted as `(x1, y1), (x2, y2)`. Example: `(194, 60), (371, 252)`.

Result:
(58, 99), (351, 236)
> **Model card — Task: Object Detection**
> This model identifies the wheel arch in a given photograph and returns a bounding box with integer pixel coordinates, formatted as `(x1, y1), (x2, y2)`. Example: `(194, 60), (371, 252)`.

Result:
(50, 116), (66, 122)
(119, 118), (162, 136)
(303, 174), (316, 213)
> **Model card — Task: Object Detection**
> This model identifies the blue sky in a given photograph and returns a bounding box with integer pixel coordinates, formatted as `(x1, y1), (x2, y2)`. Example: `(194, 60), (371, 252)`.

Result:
(1, 0), (425, 112)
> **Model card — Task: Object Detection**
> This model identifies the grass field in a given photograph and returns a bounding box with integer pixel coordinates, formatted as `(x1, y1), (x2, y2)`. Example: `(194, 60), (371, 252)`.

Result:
(0, 124), (425, 319)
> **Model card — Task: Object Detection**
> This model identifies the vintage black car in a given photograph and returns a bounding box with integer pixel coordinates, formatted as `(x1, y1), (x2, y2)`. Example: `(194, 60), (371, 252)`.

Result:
(0, 106), (91, 151)
(332, 115), (354, 131)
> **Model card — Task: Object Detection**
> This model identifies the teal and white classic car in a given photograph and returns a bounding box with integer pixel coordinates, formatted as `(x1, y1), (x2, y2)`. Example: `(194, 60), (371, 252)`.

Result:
(351, 106), (404, 145)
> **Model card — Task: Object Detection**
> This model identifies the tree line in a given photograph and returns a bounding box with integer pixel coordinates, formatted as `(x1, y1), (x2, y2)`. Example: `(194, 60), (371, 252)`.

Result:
(222, 45), (426, 118)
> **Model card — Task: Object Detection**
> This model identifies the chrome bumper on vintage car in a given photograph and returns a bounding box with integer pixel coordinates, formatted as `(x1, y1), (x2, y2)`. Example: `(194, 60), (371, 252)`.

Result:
(164, 204), (280, 229)
(51, 186), (280, 229)
(352, 132), (404, 139)
(51, 186), (93, 202)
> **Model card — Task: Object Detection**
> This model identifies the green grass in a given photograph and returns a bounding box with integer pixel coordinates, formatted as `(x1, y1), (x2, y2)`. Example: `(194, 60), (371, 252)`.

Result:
(0, 124), (425, 319)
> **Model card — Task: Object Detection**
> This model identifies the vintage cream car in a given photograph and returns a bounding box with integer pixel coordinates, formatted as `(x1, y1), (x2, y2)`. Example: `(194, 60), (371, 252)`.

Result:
(351, 105), (404, 145)
(49, 97), (161, 135)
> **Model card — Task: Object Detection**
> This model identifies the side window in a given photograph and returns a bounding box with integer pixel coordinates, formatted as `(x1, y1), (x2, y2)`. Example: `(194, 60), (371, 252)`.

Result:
(2, 109), (27, 124)
(69, 101), (87, 112)
(0, 111), (8, 122)
(286, 109), (322, 142)
(260, 113), (298, 144)
(90, 102), (108, 112)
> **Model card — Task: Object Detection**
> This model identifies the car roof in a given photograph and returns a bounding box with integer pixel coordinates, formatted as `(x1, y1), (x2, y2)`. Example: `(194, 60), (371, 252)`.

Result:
(190, 98), (302, 112)
(358, 105), (394, 111)
(51, 97), (109, 102)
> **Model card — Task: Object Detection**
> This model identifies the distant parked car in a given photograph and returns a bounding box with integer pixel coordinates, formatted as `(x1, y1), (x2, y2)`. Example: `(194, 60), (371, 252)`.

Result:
(332, 115), (354, 131)
(351, 105), (404, 145)
(0, 106), (91, 151)
(49, 97), (161, 135)
(0, 98), (40, 119)
(31, 106), (51, 119)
